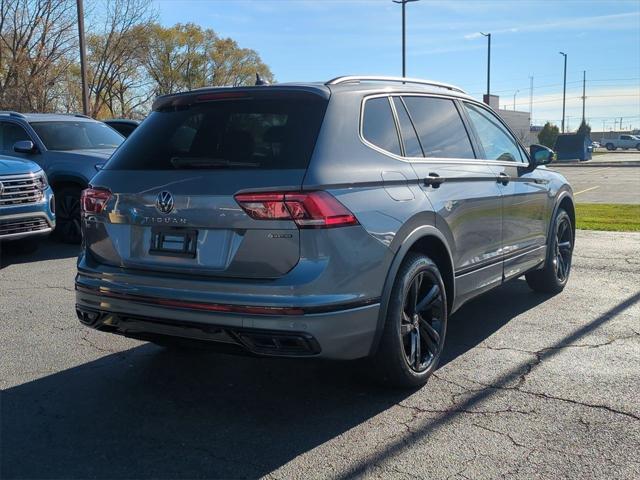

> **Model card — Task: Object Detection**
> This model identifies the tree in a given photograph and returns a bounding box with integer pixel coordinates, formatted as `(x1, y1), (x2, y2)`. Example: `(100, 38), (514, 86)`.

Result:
(86, 0), (155, 118)
(538, 122), (560, 148)
(143, 23), (274, 97)
(576, 120), (591, 137)
(0, 0), (77, 112)
(0, 1), (274, 117)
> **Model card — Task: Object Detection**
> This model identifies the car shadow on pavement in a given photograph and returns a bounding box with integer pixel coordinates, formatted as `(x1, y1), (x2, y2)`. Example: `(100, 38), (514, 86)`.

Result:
(0, 238), (79, 269)
(1, 280), (556, 479)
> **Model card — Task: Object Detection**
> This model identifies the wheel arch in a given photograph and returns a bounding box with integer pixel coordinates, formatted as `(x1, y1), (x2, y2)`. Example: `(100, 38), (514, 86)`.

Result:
(369, 225), (455, 356)
(49, 175), (87, 193)
(555, 190), (576, 243)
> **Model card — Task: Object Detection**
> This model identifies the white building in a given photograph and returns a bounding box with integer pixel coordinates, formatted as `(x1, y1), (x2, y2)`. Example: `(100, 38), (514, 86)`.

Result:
(484, 94), (534, 145)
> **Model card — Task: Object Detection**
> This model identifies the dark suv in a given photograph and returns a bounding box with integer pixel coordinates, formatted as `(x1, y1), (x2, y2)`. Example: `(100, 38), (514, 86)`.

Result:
(76, 76), (574, 387)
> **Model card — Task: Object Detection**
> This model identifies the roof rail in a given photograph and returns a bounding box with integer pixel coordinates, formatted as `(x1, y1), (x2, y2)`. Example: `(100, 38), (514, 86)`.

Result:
(325, 76), (466, 94)
(74, 113), (91, 119)
(0, 111), (27, 119)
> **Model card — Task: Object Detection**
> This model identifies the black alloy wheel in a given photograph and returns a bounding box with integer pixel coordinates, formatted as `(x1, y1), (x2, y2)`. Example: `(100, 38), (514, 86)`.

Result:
(525, 208), (573, 294)
(400, 270), (445, 373)
(554, 214), (573, 283)
(54, 186), (82, 244)
(371, 253), (448, 388)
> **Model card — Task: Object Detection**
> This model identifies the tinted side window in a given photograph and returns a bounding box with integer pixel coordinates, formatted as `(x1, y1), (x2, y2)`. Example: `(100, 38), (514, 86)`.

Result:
(362, 97), (401, 155)
(392, 97), (423, 157)
(402, 97), (475, 159)
(0, 122), (30, 150)
(463, 103), (522, 162)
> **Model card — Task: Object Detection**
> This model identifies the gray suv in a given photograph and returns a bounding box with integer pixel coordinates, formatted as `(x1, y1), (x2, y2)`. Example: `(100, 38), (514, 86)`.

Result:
(76, 76), (575, 387)
(0, 112), (124, 243)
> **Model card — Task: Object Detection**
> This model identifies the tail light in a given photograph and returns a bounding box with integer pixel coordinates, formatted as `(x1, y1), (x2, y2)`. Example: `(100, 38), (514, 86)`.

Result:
(235, 191), (358, 228)
(81, 188), (111, 214)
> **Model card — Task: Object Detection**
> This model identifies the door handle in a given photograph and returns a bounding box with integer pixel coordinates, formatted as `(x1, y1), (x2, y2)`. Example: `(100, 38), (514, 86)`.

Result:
(424, 172), (444, 188)
(497, 172), (510, 185)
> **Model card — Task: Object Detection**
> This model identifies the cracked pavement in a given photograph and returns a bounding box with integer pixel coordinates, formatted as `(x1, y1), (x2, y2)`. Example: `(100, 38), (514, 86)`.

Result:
(1, 231), (639, 479)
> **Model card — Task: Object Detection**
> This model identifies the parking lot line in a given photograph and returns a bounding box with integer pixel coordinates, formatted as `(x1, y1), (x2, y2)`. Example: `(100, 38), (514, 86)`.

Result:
(574, 186), (600, 196)
(584, 167), (611, 174)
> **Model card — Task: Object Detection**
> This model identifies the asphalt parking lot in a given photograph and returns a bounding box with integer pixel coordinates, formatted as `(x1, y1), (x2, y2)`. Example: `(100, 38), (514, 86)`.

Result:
(1, 231), (639, 479)
(549, 165), (640, 204)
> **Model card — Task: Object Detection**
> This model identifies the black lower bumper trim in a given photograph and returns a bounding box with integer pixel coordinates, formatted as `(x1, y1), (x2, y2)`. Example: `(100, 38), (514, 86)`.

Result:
(76, 306), (322, 357)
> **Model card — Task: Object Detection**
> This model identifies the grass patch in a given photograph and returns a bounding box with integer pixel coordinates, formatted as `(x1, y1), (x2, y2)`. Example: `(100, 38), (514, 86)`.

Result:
(576, 203), (640, 232)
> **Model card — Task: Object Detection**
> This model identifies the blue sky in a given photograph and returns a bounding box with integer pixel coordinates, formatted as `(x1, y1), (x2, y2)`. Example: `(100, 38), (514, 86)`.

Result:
(155, 0), (640, 130)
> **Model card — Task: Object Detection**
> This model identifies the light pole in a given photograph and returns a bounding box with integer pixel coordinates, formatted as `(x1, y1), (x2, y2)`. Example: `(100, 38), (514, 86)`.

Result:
(559, 51), (567, 133)
(513, 90), (519, 111)
(393, 0), (420, 78)
(480, 32), (491, 103)
(76, 0), (89, 116)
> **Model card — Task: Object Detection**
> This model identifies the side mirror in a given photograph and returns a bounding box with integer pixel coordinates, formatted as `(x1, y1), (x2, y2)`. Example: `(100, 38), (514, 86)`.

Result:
(529, 144), (554, 169)
(13, 140), (37, 154)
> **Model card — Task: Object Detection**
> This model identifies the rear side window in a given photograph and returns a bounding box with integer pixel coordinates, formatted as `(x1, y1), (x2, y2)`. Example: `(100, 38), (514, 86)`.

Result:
(362, 97), (402, 155)
(463, 103), (522, 162)
(403, 97), (475, 159)
(392, 97), (423, 157)
(105, 95), (327, 170)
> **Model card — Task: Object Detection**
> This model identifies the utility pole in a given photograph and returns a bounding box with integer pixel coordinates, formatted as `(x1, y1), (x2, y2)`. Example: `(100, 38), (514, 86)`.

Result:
(529, 75), (534, 127)
(481, 32), (491, 103)
(559, 52), (567, 133)
(393, 0), (420, 78)
(513, 90), (519, 111)
(581, 70), (586, 125)
(76, 0), (89, 116)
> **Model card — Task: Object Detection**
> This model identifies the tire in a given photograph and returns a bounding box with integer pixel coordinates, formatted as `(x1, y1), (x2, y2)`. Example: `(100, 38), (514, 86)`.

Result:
(53, 185), (83, 244)
(636, 143), (640, 151)
(525, 208), (574, 294)
(605, 143), (615, 151)
(370, 253), (448, 388)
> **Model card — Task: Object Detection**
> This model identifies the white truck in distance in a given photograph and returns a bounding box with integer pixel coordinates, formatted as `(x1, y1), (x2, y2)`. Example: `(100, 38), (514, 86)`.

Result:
(604, 134), (640, 151)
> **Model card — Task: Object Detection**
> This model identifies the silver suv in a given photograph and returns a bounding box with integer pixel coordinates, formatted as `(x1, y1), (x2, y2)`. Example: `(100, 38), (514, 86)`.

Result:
(76, 76), (575, 387)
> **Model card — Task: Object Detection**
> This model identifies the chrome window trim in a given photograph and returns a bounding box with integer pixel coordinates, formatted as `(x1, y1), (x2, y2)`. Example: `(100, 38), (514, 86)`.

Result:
(359, 92), (532, 168)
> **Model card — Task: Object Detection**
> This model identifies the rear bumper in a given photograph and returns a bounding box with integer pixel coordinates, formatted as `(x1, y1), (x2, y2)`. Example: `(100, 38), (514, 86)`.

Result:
(75, 282), (380, 360)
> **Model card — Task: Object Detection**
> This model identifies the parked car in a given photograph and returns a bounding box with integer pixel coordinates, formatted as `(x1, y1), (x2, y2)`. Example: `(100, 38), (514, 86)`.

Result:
(591, 141), (600, 149)
(0, 112), (124, 242)
(604, 134), (640, 151)
(75, 76), (575, 388)
(0, 154), (55, 253)
(104, 119), (140, 138)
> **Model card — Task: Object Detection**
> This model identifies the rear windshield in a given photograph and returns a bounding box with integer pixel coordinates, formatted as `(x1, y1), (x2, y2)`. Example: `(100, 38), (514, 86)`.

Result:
(30, 121), (124, 150)
(105, 95), (327, 170)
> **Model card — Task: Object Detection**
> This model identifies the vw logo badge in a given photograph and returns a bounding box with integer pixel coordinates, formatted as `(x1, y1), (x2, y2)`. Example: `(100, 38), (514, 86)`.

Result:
(155, 191), (174, 214)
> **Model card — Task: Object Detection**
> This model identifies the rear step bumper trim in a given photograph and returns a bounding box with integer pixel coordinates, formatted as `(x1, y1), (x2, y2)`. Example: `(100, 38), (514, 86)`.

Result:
(75, 284), (380, 316)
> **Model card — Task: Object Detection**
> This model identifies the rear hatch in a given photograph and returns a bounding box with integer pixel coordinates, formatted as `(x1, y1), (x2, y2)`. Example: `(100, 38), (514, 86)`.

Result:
(86, 88), (329, 279)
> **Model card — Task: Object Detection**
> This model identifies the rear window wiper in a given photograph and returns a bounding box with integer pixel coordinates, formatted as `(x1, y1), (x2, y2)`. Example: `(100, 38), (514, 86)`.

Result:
(170, 157), (260, 169)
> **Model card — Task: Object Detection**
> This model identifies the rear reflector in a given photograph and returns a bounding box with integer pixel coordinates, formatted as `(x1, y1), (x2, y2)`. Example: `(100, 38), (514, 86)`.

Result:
(81, 188), (111, 214)
(235, 191), (358, 228)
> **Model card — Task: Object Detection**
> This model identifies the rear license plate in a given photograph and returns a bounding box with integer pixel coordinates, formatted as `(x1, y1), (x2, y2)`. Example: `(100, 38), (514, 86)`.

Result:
(149, 227), (198, 258)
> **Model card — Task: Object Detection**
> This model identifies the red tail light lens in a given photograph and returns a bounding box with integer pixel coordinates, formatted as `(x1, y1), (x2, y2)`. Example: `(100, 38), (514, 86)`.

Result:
(81, 188), (111, 214)
(235, 191), (358, 228)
